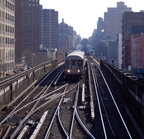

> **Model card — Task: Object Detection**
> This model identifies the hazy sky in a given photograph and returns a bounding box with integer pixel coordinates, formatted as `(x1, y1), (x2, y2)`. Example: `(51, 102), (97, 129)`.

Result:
(40, 0), (143, 38)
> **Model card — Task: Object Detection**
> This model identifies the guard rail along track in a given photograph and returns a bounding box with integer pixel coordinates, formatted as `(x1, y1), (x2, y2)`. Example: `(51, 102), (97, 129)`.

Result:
(0, 64), (64, 138)
(0, 58), (64, 110)
(98, 56), (144, 132)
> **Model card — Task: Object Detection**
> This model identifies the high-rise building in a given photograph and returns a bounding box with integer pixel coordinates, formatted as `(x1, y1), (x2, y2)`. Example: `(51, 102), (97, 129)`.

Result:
(97, 17), (104, 35)
(104, 1), (131, 38)
(58, 19), (73, 53)
(15, 0), (40, 64)
(0, 0), (15, 77)
(122, 12), (144, 70)
(40, 7), (58, 49)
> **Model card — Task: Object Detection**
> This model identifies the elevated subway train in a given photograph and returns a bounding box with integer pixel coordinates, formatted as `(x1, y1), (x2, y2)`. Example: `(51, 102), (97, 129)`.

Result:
(64, 51), (87, 79)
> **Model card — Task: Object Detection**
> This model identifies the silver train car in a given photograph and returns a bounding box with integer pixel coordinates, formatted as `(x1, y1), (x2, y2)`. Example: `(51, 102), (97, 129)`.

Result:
(64, 51), (86, 78)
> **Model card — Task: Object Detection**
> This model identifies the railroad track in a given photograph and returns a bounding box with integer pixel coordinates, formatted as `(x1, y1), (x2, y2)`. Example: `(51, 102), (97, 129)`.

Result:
(89, 56), (137, 138)
(43, 81), (95, 139)
(0, 56), (140, 139)
(0, 65), (65, 138)
(0, 64), (96, 139)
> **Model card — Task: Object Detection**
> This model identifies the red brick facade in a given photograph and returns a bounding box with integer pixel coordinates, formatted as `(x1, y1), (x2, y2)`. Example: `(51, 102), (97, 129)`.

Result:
(131, 34), (144, 69)
(15, 0), (40, 63)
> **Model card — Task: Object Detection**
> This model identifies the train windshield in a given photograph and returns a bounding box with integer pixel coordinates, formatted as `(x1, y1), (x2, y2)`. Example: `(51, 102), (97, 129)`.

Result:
(72, 60), (75, 65)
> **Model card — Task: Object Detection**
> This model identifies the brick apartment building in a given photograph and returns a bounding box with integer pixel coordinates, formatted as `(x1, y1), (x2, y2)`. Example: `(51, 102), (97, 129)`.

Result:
(39, 7), (58, 49)
(0, 0), (15, 77)
(15, 0), (40, 65)
(122, 11), (144, 70)
(131, 34), (144, 74)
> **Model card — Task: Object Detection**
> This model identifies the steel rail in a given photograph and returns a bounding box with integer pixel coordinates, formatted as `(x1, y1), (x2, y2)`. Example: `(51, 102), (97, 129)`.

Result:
(33, 84), (49, 100)
(54, 69), (64, 86)
(91, 57), (132, 138)
(91, 57), (119, 137)
(0, 67), (57, 125)
(1, 125), (12, 139)
(10, 83), (78, 139)
(75, 108), (95, 139)
(44, 84), (69, 139)
(10, 67), (64, 138)
(10, 91), (63, 139)
(9, 84), (67, 118)
(27, 68), (63, 113)
(44, 83), (79, 139)
(90, 63), (108, 139)
(92, 62), (116, 137)
(1, 80), (77, 139)
(98, 68), (132, 139)
(98, 85), (116, 137)
(69, 84), (79, 139)
(57, 107), (69, 139)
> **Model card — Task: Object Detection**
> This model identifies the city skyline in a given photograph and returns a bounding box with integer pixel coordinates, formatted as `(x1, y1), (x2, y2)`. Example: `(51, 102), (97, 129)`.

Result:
(40, 0), (144, 38)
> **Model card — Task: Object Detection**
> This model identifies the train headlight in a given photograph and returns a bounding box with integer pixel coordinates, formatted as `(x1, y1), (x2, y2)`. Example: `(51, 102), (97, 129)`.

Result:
(67, 69), (70, 73)
(77, 69), (80, 73)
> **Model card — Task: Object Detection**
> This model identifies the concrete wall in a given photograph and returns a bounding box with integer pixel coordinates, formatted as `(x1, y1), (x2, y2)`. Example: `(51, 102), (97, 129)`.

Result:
(100, 60), (144, 131)
(0, 60), (60, 110)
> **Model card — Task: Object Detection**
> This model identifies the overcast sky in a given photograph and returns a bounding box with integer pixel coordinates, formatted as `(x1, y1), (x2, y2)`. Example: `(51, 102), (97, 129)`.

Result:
(40, 0), (144, 38)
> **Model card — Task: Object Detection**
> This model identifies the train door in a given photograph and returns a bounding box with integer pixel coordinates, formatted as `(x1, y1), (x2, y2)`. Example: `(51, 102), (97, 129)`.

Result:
(71, 59), (77, 73)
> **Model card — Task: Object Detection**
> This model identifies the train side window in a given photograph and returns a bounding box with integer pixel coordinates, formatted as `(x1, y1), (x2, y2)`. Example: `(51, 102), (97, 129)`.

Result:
(72, 60), (75, 65)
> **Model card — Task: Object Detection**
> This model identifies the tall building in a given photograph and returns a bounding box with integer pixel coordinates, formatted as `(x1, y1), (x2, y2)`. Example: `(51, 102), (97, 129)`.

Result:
(15, 0), (40, 64)
(104, 1), (131, 38)
(122, 12), (144, 70)
(58, 19), (73, 53)
(40, 8), (58, 49)
(131, 34), (144, 74)
(97, 17), (104, 35)
(0, 0), (15, 77)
